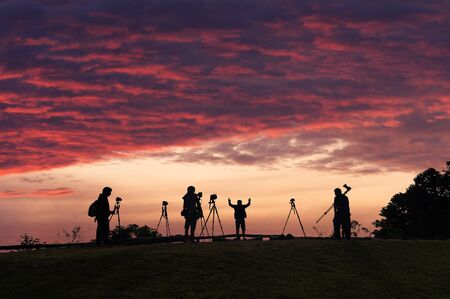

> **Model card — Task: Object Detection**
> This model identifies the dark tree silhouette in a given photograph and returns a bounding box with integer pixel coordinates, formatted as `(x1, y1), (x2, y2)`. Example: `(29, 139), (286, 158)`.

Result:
(373, 162), (450, 238)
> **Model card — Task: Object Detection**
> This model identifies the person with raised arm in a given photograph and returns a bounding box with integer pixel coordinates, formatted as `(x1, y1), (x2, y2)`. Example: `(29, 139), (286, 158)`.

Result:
(228, 198), (251, 240)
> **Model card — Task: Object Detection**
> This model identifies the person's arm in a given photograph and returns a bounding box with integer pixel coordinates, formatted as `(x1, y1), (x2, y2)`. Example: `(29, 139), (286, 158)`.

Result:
(245, 198), (251, 208)
(228, 198), (233, 207)
(107, 199), (115, 214)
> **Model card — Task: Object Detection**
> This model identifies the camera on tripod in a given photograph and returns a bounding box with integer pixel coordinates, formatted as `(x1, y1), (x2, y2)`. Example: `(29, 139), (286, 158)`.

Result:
(197, 192), (203, 198)
(200, 193), (225, 237)
(281, 197), (306, 237)
(157, 201), (170, 236)
(110, 197), (123, 227)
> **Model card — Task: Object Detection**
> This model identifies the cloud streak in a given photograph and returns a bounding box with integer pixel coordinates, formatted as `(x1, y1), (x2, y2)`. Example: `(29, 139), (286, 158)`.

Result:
(0, 187), (75, 199)
(0, 0), (449, 175)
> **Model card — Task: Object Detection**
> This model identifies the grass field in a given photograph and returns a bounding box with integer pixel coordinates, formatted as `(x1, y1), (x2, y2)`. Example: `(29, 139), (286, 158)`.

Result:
(1, 239), (449, 298)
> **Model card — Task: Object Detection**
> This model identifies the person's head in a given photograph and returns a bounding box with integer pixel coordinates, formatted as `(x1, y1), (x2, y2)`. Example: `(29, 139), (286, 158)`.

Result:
(237, 200), (242, 205)
(102, 187), (112, 196)
(334, 188), (342, 195)
(187, 186), (195, 194)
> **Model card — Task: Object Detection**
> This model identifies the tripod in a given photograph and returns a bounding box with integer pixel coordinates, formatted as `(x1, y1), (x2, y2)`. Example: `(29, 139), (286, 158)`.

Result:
(109, 197), (122, 227)
(198, 209), (210, 237)
(200, 196), (225, 237)
(156, 201), (171, 236)
(281, 198), (306, 237)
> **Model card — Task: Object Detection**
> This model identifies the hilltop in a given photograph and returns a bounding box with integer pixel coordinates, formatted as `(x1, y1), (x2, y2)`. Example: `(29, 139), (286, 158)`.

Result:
(1, 239), (449, 298)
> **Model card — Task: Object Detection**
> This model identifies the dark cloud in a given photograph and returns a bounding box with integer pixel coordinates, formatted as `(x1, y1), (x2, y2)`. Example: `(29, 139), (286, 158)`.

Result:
(0, 0), (448, 175)
(315, 0), (435, 21)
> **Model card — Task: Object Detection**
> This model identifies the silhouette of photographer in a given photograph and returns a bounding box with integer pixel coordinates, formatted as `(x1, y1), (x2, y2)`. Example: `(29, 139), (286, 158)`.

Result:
(181, 186), (202, 242)
(95, 187), (116, 246)
(228, 198), (251, 240)
(333, 188), (351, 240)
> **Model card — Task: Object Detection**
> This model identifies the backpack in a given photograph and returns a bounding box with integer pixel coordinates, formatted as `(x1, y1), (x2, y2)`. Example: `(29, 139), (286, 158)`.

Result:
(88, 200), (98, 217)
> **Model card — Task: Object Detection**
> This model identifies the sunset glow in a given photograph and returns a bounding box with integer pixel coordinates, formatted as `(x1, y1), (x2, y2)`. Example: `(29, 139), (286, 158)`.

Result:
(0, 0), (448, 245)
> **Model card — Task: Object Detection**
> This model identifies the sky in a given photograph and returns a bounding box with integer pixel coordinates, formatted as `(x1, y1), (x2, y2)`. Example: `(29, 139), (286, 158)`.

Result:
(0, 0), (449, 245)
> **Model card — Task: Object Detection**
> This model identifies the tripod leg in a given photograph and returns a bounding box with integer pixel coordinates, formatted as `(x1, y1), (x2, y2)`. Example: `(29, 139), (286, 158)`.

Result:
(200, 209), (213, 236)
(294, 207), (307, 237)
(282, 208), (293, 235)
(166, 220), (168, 236)
(199, 217), (204, 237)
(117, 210), (121, 227)
(212, 209), (215, 237)
(166, 217), (171, 236)
(156, 215), (163, 233)
(200, 217), (210, 237)
(214, 207), (225, 236)
(316, 204), (334, 224)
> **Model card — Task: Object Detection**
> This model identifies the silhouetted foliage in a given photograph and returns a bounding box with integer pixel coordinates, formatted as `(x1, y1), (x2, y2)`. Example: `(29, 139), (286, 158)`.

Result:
(110, 224), (160, 241)
(18, 233), (41, 250)
(373, 162), (450, 238)
(58, 225), (82, 243)
(350, 220), (370, 237)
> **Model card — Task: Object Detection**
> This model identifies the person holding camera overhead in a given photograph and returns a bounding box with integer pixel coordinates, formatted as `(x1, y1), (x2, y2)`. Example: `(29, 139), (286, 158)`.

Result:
(181, 186), (202, 242)
(228, 198), (251, 240)
(95, 187), (116, 246)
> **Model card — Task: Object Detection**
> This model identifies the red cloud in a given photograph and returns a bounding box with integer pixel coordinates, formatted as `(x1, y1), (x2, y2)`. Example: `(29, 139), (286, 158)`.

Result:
(0, 188), (75, 199)
(0, 0), (448, 175)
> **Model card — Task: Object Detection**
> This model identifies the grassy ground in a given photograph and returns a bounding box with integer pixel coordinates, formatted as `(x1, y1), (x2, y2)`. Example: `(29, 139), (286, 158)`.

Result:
(1, 239), (449, 298)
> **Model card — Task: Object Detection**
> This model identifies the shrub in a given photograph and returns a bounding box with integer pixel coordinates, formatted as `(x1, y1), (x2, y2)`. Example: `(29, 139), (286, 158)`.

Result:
(110, 224), (160, 241)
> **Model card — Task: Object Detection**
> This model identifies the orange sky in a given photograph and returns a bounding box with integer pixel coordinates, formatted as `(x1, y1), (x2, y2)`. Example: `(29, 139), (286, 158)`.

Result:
(0, 157), (415, 245)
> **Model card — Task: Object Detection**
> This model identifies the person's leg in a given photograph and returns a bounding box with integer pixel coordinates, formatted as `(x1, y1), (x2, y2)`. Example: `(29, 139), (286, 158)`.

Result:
(235, 220), (240, 240)
(190, 219), (197, 241)
(241, 220), (246, 240)
(96, 221), (102, 246)
(103, 220), (110, 244)
(333, 216), (341, 239)
(343, 215), (351, 239)
(184, 218), (189, 240)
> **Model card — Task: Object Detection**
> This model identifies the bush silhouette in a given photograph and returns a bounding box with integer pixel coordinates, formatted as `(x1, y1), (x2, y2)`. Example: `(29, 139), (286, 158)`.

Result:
(374, 162), (450, 238)
(110, 224), (160, 241)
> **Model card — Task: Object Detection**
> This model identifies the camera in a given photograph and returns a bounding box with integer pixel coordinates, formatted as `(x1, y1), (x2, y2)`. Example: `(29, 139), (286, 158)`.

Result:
(162, 201), (168, 206)
(290, 198), (295, 203)
(208, 194), (217, 209)
(116, 197), (123, 202)
(197, 192), (203, 198)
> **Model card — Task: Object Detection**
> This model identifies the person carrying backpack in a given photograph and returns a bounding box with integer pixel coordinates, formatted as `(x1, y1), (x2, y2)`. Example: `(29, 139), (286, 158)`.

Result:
(90, 187), (116, 246)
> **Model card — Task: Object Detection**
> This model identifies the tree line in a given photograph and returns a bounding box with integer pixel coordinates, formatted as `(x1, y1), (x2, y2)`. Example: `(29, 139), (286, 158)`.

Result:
(374, 162), (450, 238)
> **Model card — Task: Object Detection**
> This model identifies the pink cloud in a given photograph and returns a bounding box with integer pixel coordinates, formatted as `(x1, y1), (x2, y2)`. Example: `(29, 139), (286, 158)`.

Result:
(0, 0), (448, 175)
(0, 188), (75, 199)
